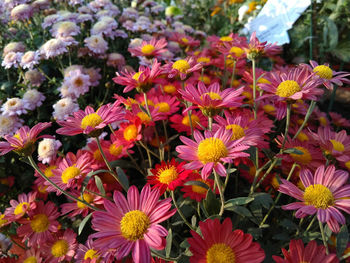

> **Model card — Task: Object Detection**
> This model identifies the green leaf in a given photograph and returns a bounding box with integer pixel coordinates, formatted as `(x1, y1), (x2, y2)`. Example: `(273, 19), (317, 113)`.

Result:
(324, 18), (338, 51)
(228, 206), (258, 224)
(252, 193), (273, 209)
(116, 167), (129, 190)
(337, 225), (348, 257)
(283, 148), (303, 155)
(94, 176), (106, 196)
(203, 189), (220, 216)
(224, 197), (255, 208)
(184, 180), (209, 190)
(331, 41), (350, 62)
(324, 224), (332, 239)
(78, 213), (92, 235)
(165, 228), (172, 258)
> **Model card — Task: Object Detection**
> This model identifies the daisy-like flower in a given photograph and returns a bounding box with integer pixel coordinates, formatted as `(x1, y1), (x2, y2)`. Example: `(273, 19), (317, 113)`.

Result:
(56, 104), (123, 137)
(40, 38), (68, 59)
(113, 59), (164, 93)
(259, 66), (323, 102)
(48, 152), (92, 193)
(20, 51), (40, 69)
(17, 201), (60, 246)
(148, 158), (192, 195)
(245, 31), (281, 60)
(84, 35), (108, 54)
(181, 172), (214, 202)
(166, 57), (202, 80)
(90, 185), (176, 263)
(308, 60), (350, 90)
(22, 89), (46, 110)
(43, 229), (77, 263)
(113, 116), (142, 147)
(130, 104), (166, 126)
(180, 82), (244, 117)
(63, 69), (91, 98)
(4, 192), (37, 222)
(37, 138), (62, 164)
(169, 110), (207, 135)
(279, 165), (350, 233)
(0, 122), (52, 156)
(0, 114), (23, 137)
(151, 94), (180, 116)
(329, 112), (350, 128)
(74, 239), (102, 263)
(128, 38), (167, 59)
(52, 97), (80, 121)
(188, 218), (265, 263)
(311, 126), (350, 162)
(272, 239), (339, 263)
(1, 97), (27, 116)
(20, 247), (44, 263)
(176, 128), (249, 179)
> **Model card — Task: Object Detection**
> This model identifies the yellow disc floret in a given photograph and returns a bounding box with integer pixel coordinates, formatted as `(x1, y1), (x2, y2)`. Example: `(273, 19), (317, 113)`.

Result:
(290, 146), (312, 165)
(163, 84), (176, 94)
(44, 165), (57, 178)
(51, 240), (69, 258)
(81, 113), (103, 129)
(304, 184), (334, 209)
(225, 124), (245, 141)
(123, 124), (138, 141)
(330, 140), (345, 152)
(30, 214), (49, 233)
(229, 46), (244, 57)
(141, 44), (155, 55)
(84, 249), (100, 260)
(182, 114), (200, 128)
(61, 166), (81, 184)
(203, 92), (222, 100)
(191, 179), (210, 194)
(23, 256), (37, 263)
(157, 166), (178, 184)
(155, 102), (170, 113)
(276, 80), (301, 98)
(220, 36), (233, 42)
(77, 192), (94, 209)
(313, 65), (333, 79)
(172, 60), (190, 73)
(206, 243), (235, 263)
(120, 210), (150, 241)
(14, 202), (29, 215)
(109, 144), (123, 156)
(197, 138), (228, 164)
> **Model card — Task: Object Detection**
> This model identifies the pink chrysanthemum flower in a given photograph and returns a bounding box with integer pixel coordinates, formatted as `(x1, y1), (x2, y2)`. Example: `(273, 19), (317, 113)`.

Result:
(17, 200), (60, 246)
(169, 110), (207, 135)
(176, 128), (249, 179)
(272, 239), (339, 263)
(113, 59), (164, 93)
(279, 165), (350, 233)
(22, 89), (46, 110)
(90, 184), (176, 263)
(20, 51), (40, 69)
(128, 38), (167, 59)
(0, 114), (23, 137)
(329, 112), (350, 128)
(4, 192), (37, 222)
(48, 152), (92, 194)
(75, 239), (102, 263)
(188, 218), (265, 263)
(308, 60), (350, 90)
(63, 69), (91, 98)
(1, 97), (27, 116)
(166, 57), (202, 80)
(56, 104), (123, 136)
(0, 122), (52, 156)
(43, 229), (77, 263)
(40, 38), (68, 59)
(21, 247), (44, 263)
(259, 66), (323, 102)
(52, 97), (80, 121)
(1, 51), (22, 69)
(130, 104), (166, 126)
(149, 93), (180, 116)
(180, 82), (244, 117)
(245, 31), (281, 60)
(84, 35), (108, 54)
(311, 126), (350, 162)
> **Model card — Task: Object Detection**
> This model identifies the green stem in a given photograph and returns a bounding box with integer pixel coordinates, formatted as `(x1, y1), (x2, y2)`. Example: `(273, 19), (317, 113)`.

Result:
(293, 100), (316, 140)
(281, 103), (292, 151)
(230, 60), (237, 89)
(319, 220), (329, 254)
(28, 155), (100, 211)
(252, 59), (257, 120)
(151, 249), (179, 261)
(208, 116), (213, 131)
(213, 169), (225, 216)
(253, 158), (278, 193)
(305, 216), (317, 232)
(162, 120), (171, 161)
(171, 191), (196, 231)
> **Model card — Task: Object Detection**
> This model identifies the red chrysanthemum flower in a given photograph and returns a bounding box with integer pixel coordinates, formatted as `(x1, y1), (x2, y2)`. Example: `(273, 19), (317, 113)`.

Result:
(169, 110), (207, 136)
(148, 158), (192, 195)
(188, 218), (265, 263)
(181, 173), (215, 202)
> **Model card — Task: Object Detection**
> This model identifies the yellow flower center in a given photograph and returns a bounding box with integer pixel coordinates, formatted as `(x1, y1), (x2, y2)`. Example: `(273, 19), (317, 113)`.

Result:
(155, 102), (170, 113)
(77, 192), (94, 209)
(23, 256), (37, 263)
(84, 249), (100, 260)
(163, 84), (176, 94)
(330, 139), (344, 152)
(141, 44), (155, 55)
(197, 57), (211, 63)
(14, 202), (29, 215)
(109, 144), (123, 156)
(133, 72), (142, 81)
(191, 179), (210, 194)
(271, 176), (280, 189)
(258, 77), (271, 84)
(30, 213), (49, 233)
(38, 185), (47, 193)
(319, 116), (328, 126)
(120, 210), (150, 241)
(206, 243), (235, 263)
(345, 161), (350, 171)
(197, 138), (228, 164)
(181, 37), (189, 44)
(0, 214), (8, 226)
(276, 80), (301, 98)
(225, 124), (245, 141)
(296, 132), (309, 142)
(172, 60), (190, 73)
(44, 165), (57, 178)
(313, 65), (333, 79)
(304, 184), (334, 209)
(81, 113), (103, 129)
(51, 240), (69, 258)
(182, 114), (200, 127)
(199, 75), (211, 85)
(220, 36), (233, 42)
(123, 124), (138, 141)
(157, 166), (178, 184)
(263, 104), (275, 114)
(61, 166), (81, 184)
(137, 112), (151, 123)
(290, 146), (312, 165)
(203, 92), (222, 100)
(229, 46), (244, 57)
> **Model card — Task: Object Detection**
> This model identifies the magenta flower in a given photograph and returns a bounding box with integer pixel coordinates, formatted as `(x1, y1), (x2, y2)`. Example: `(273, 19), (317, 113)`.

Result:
(245, 32), (282, 59)
(4, 192), (37, 222)
(176, 128), (249, 179)
(90, 184), (176, 263)
(165, 57), (202, 80)
(179, 82), (244, 117)
(128, 38), (167, 58)
(0, 122), (52, 156)
(278, 165), (350, 233)
(56, 104), (123, 136)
